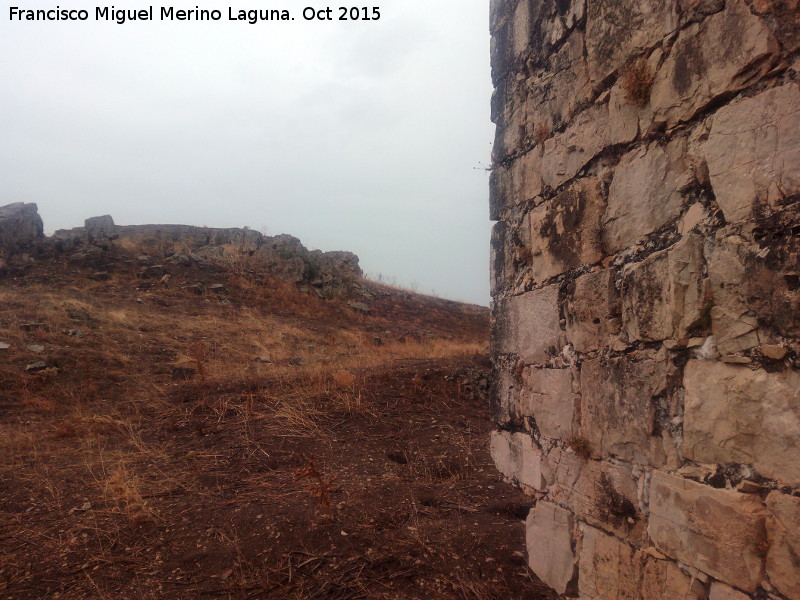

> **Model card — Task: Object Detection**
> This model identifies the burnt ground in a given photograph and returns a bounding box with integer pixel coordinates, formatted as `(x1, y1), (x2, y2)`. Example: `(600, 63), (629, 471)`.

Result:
(0, 253), (557, 600)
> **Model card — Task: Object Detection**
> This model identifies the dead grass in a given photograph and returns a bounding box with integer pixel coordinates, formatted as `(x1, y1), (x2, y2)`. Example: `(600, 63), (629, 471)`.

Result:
(621, 57), (655, 108)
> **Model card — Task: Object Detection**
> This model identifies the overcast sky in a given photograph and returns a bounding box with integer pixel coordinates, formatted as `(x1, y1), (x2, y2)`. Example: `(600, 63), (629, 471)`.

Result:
(1, 1), (494, 304)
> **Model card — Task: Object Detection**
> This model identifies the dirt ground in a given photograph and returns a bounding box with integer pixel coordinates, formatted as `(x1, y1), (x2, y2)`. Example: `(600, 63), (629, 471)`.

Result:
(0, 253), (557, 599)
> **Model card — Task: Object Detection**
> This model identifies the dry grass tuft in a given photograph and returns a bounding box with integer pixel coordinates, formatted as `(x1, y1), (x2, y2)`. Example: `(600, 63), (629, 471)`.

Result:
(621, 57), (655, 108)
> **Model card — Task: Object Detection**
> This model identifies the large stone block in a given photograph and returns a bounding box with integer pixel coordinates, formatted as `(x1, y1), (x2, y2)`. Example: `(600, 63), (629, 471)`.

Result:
(498, 285), (564, 365)
(766, 491), (800, 600)
(650, 0), (779, 129)
(603, 140), (693, 253)
(490, 430), (546, 491)
(648, 471), (768, 591)
(527, 178), (605, 282)
(547, 455), (645, 541)
(585, 0), (678, 83)
(579, 349), (670, 465)
(565, 268), (621, 353)
(707, 217), (800, 352)
(545, 103), (639, 190)
(526, 502), (577, 595)
(578, 524), (640, 600)
(620, 234), (706, 343)
(683, 361), (800, 486)
(520, 367), (574, 439)
(489, 151), (544, 219)
(641, 558), (705, 600)
(709, 582), (751, 600)
(703, 83), (800, 223)
(0, 202), (44, 257)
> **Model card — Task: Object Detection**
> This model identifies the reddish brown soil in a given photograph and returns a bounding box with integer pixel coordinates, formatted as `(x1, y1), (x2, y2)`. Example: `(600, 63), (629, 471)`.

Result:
(0, 254), (556, 600)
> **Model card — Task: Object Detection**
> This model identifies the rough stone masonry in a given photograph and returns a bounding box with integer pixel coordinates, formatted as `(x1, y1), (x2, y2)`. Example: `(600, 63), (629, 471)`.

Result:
(488, 1), (799, 599)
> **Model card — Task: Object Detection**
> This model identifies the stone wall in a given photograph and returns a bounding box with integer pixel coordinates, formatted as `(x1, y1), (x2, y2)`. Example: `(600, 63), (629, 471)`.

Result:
(488, 1), (799, 598)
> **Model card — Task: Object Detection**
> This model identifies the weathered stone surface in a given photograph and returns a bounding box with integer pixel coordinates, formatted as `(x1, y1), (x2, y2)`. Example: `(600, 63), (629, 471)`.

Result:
(578, 524), (639, 600)
(541, 103), (638, 192)
(492, 31), (590, 163)
(489, 151), (544, 219)
(565, 268), (621, 353)
(683, 361), (800, 485)
(84, 214), (116, 244)
(490, 430), (546, 491)
(580, 350), (669, 465)
(641, 558), (704, 600)
(709, 582), (751, 600)
(708, 217), (800, 349)
(603, 140), (693, 253)
(703, 84), (800, 223)
(525, 502), (577, 595)
(527, 178), (604, 282)
(520, 368), (574, 439)
(620, 234), (706, 342)
(585, 0), (678, 83)
(0, 202), (44, 257)
(765, 491), (800, 600)
(546, 453), (644, 541)
(498, 285), (564, 365)
(650, 0), (779, 129)
(648, 471), (768, 591)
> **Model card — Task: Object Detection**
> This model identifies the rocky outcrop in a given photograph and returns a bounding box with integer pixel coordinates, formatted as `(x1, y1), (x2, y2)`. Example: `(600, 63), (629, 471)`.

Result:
(0, 202), (44, 269)
(490, 1), (799, 598)
(0, 204), (361, 296)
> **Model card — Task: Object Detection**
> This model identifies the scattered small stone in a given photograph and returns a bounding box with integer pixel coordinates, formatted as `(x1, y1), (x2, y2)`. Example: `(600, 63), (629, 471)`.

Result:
(140, 265), (166, 279)
(137, 255), (154, 266)
(171, 367), (197, 381)
(721, 355), (752, 364)
(20, 323), (49, 332)
(165, 253), (192, 267)
(26, 344), (45, 353)
(66, 329), (84, 338)
(188, 283), (205, 295)
(372, 337), (383, 346)
(760, 344), (788, 360)
(160, 274), (171, 284)
(25, 361), (47, 373)
(288, 357), (304, 366)
(219, 298), (231, 306)
(256, 356), (272, 364)
(208, 283), (227, 292)
(88, 271), (110, 281)
(348, 301), (370, 314)
(0, 342), (10, 350)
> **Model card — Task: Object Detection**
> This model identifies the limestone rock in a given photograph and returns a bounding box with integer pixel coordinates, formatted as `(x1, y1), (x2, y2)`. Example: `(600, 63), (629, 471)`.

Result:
(519, 368), (574, 439)
(525, 502), (577, 595)
(620, 234), (706, 342)
(578, 524), (640, 599)
(683, 361), (800, 485)
(565, 268), (621, 353)
(0, 202), (44, 257)
(498, 285), (564, 365)
(579, 349), (670, 465)
(547, 454), (644, 542)
(527, 178), (605, 283)
(650, 0), (779, 129)
(490, 430), (546, 491)
(648, 471), (767, 591)
(585, 0), (678, 83)
(84, 215), (116, 247)
(703, 83), (800, 223)
(641, 558), (705, 600)
(709, 582), (751, 600)
(765, 491), (800, 600)
(603, 141), (693, 254)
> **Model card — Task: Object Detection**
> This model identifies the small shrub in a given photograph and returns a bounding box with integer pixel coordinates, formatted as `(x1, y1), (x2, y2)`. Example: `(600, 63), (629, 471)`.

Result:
(567, 435), (593, 459)
(621, 58), (654, 108)
(533, 122), (550, 146)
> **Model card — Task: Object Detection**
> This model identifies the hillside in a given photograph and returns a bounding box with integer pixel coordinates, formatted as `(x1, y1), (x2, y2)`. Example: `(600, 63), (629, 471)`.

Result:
(0, 205), (555, 600)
